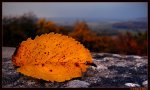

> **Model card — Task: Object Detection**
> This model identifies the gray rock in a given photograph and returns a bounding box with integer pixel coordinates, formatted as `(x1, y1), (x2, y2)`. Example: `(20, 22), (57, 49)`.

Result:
(142, 80), (148, 87)
(125, 55), (142, 60)
(125, 83), (140, 87)
(132, 56), (142, 59)
(2, 47), (16, 58)
(103, 57), (114, 61)
(66, 80), (90, 88)
(2, 74), (21, 85)
(84, 66), (99, 77)
(2, 48), (148, 88)
(26, 80), (37, 86)
(112, 54), (123, 58)
(96, 65), (108, 70)
(45, 83), (54, 88)
(84, 77), (101, 84)
(91, 66), (96, 70)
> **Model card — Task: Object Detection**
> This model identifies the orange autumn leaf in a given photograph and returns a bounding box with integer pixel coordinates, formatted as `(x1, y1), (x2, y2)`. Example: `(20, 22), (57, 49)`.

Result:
(12, 33), (92, 82)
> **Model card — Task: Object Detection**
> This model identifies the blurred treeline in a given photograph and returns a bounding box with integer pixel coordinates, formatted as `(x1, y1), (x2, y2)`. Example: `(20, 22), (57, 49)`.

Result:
(2, 13), (147, 55)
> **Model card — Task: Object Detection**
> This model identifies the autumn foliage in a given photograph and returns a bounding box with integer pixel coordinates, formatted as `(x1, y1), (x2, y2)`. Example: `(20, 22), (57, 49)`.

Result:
(3, 13), (147, 56)
(35, 18), (70, 35)
(69, 21), (147, 55)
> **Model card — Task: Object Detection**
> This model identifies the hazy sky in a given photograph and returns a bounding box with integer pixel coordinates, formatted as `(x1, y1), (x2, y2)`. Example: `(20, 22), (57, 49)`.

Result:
(2, 2), (148, 20)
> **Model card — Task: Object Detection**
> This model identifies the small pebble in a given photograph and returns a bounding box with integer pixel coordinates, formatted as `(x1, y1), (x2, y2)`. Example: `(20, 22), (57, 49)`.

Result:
(142, 80), (148, 87)
(96, 65), (108, 70)
(125, 83), (140, 87)
(66, 80), (90, 88)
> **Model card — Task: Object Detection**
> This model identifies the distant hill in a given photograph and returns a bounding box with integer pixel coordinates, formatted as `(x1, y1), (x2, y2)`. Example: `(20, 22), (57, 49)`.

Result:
(45, 17), (147, 35)
(132, 17), (148, 22)
(112, 21), (147, 30)
(46, 17), (147, 27)
(46, 17), (125, 26)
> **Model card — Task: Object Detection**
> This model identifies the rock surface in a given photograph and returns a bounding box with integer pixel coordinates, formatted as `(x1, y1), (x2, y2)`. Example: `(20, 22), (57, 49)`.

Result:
(2, 47), (148, 88)
(66, 80), (90, 88)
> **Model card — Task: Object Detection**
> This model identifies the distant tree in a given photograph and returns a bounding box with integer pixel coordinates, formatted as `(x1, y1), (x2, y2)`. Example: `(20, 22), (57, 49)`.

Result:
(135, 31), (147, 55)
(35, 18), (57, 35)
(3, 12), (38, 47)
(69, 21), (98, 51)
(35, 18), (71, 35)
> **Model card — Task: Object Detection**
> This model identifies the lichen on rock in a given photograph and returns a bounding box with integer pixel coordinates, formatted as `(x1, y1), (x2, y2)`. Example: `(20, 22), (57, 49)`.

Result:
(12, 33), (92, 82)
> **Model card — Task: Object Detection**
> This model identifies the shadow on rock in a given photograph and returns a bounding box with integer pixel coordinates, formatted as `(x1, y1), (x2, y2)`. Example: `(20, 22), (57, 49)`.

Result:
(108, 66), (147, 75)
